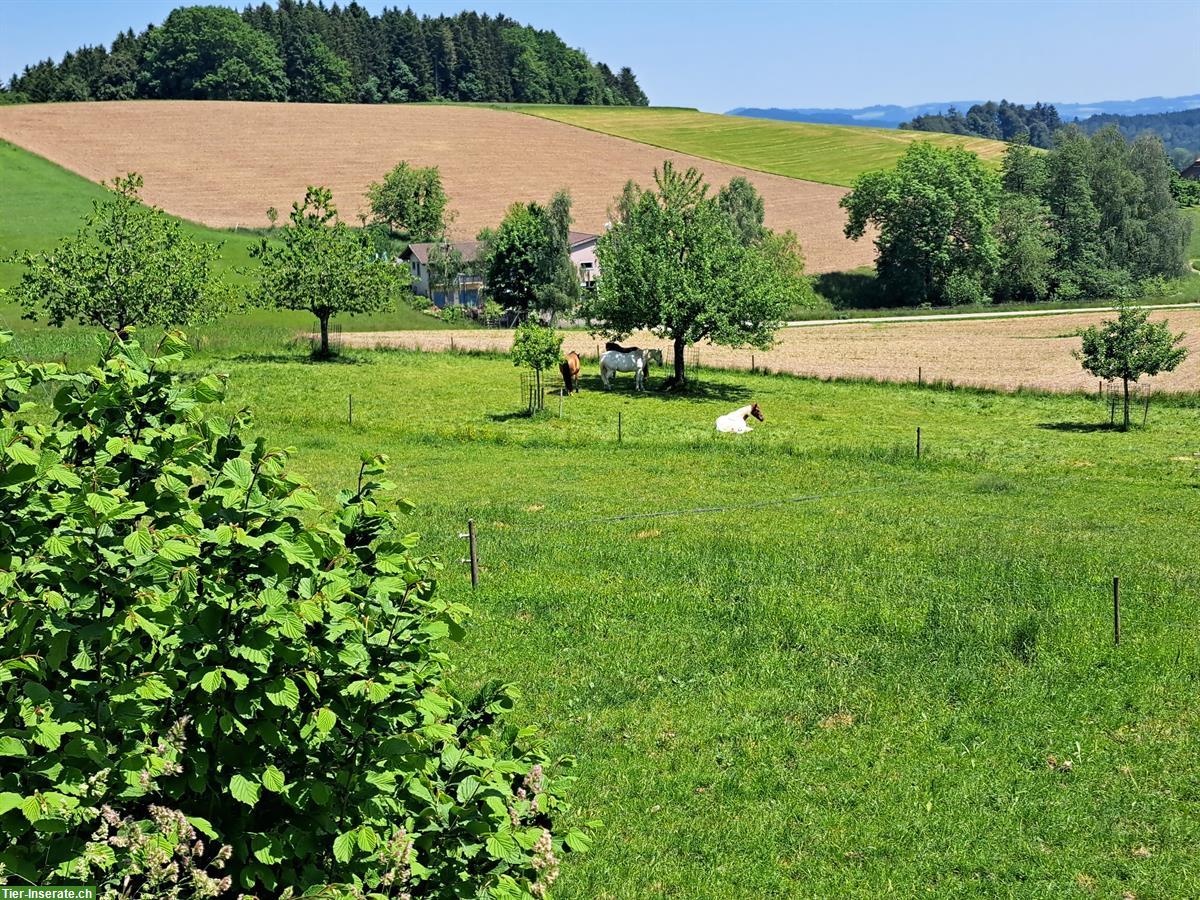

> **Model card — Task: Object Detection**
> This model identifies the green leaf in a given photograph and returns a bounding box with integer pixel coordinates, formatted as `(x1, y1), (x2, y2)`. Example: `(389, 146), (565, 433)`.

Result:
(0, 791), (23, 815)
(332, 830), (356, 863)
(566, 828), (593, 852)
(20, 795), (42, 823)
(261, 765), (286, 793)
(222, 457), (254, 490)
(229, 773), (260, 807)
(158, 539), (199, 561)
(199, 669), (225, 693)
(252, 833), (285, 865)
(123, 527), (154, 556)
(0, 737), (27, 757)
(85, 492), (119, 515)
(5, 442), (41, 466)
(187, 816), (218, 839)
(356, 825), (380, 852)
(265, 676), (299, 709)
(313, 707), (337, 734)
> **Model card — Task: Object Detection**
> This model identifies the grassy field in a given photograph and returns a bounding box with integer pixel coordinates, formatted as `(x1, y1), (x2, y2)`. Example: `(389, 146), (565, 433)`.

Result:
(0, 139), (451, 345)
(8, 321), (1197, 897)
(509, 106), (1011, 187)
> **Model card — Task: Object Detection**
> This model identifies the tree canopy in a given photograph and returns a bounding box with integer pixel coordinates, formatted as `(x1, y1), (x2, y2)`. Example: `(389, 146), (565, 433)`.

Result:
(585, 161), (813, 386)
(251, 186), (409, 357)
(142, 6), (288, 101)
(842, 127), (1191, 307)
(366, 161), (449, 241)
(511, 321), (564, 408)
(1074, 304), (1189, 429)
(9, 173), (231, 336)
(7, 4), (648, 107)
(841, 142), (1001, 305)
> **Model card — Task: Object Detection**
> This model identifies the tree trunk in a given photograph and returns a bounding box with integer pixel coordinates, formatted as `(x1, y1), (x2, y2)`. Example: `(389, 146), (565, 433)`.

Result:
(319, 313), (331, 358)
(535, 367), (542, 410)
(1122, 376), (1130, 431)
(673, 335), (686, 385)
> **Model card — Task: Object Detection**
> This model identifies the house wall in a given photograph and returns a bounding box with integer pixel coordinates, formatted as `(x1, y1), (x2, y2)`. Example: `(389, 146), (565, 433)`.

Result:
(570, 239), (599, 286)
(408, 259), (431, 296)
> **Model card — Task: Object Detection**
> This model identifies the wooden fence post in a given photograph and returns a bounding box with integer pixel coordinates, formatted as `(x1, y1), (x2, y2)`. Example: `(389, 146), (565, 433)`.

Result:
(916, 426), (922, 460)
(1112, 576), (1120, 645)
(468, 519), (479, 589)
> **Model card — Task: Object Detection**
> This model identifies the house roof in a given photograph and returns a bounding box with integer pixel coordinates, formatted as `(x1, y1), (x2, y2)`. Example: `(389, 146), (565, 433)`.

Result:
(401, 240), (481, 266)
(403, 231), (599, 265)
(1181, 158), (1200, 181)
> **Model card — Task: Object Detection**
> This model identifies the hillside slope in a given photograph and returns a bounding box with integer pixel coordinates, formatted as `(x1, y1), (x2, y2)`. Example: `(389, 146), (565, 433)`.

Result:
(0, 139), (263, 291)
(0, 101), (875, 274)
(511, 106), (1011, 186)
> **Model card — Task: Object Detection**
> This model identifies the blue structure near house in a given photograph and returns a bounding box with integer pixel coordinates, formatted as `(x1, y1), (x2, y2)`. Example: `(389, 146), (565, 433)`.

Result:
(431, 287), (481, 308)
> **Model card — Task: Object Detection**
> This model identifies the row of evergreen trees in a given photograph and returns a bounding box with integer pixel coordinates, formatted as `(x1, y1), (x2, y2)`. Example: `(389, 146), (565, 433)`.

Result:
(900, 100), (1200, 171)
(900, 100), (1063, 148)
(2, 2), (649, 107)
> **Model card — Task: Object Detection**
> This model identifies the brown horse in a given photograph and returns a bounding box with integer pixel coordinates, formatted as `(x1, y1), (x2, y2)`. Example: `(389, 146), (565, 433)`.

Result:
(559, 351), (581, 393)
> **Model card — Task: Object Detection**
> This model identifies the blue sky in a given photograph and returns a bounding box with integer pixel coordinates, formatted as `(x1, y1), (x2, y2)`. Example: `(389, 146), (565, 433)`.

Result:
(2, 0), (1197, 112)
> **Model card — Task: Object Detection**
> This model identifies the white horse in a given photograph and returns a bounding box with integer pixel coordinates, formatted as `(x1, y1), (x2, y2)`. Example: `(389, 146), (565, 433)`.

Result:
(599, 348), (663, 391)
(716, 403), (764, 433)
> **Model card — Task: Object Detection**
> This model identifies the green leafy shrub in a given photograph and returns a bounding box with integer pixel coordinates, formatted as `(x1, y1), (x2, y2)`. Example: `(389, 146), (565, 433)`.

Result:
(0, 332), (587, 895)
(441, 305), (467, 326)
(942, 271), (988, 307)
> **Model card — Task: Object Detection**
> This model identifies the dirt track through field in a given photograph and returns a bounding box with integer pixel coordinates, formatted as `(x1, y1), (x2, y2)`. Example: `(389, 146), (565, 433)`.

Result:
(336, 309), (1200, 394)
(0, 101), (873, 274)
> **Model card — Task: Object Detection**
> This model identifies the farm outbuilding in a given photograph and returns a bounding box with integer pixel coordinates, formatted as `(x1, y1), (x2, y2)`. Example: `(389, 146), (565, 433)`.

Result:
(402, 230), (600, 307)
(1180, 157), (1200, 181)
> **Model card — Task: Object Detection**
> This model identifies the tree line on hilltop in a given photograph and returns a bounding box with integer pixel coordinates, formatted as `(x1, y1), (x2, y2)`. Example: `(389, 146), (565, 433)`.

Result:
(900, 100), (1200, 172)
(1, 2), (649, 107)
(900, 99), (1064, 148)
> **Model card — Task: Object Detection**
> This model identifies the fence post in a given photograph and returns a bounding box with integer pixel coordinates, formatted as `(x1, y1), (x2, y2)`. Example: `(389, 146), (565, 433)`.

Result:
(1112, 576), (1120, 645)
(618, 411), (622, 444)
(751, 354), (755, 373)
(918, 366), (923, 386)
(468, 519), (479, 589)
(916, 426), (921, 460)
(559, 389), (564, 418)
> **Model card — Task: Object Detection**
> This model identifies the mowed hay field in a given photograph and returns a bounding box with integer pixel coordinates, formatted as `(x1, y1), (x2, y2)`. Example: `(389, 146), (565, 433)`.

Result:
(337, 308), (1200, 394)
(0, 101), (874, 273)
(513, 106), (1012, 186)
(12, 323), (1200, 897)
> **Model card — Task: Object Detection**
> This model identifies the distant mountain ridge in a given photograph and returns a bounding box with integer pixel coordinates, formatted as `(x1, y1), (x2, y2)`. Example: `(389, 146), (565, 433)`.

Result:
(729, 94), (1200, 128)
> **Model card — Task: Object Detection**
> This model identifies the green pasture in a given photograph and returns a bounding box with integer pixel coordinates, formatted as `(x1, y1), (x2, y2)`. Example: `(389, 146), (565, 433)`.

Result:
(0, 140), (452, 341)
(11, 320), (1199, 898)
(1186, 206), (1200, 263)
(504, 106), (1010, 186)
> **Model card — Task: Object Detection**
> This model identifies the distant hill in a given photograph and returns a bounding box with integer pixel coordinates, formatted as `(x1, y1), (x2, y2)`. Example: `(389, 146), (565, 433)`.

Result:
(729, 94), (1200, 129)
(1, 5), (647, 107)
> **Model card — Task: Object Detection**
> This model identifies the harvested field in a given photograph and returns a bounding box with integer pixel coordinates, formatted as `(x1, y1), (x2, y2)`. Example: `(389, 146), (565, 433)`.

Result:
(0, 101), (873, 274)
(336, 309), (1200, 394)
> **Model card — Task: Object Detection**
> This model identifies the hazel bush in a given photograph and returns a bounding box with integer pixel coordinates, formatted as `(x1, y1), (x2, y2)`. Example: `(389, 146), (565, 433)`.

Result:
(0, 332), (588, 896)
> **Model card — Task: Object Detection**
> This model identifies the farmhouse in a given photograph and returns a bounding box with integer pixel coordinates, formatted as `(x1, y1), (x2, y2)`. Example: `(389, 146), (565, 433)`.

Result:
(1181, 157), (1200, 181)
(402, 231), (600, 307)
